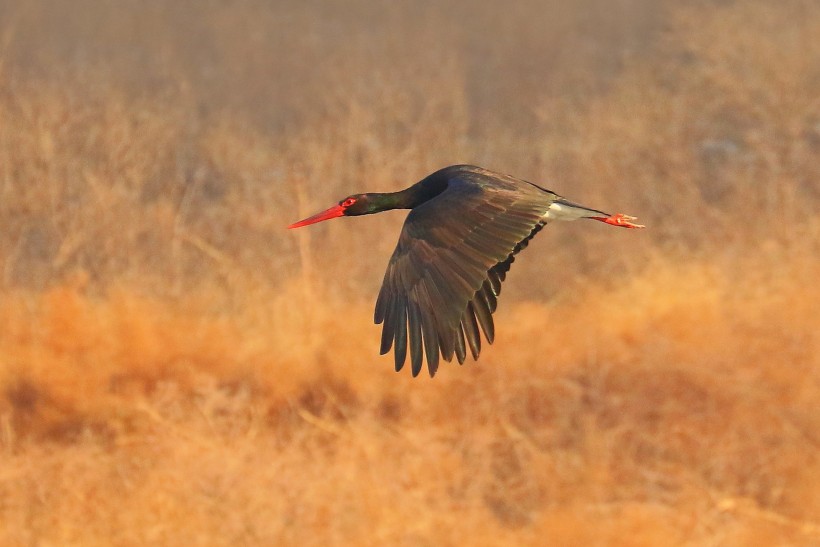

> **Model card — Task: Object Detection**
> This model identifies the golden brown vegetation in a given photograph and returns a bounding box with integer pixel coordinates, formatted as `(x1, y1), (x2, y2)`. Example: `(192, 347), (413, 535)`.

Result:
(1, 0), (819, 545)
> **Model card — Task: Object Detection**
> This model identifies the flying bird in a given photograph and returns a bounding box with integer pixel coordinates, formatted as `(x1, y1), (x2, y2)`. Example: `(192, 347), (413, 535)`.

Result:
(288, 165), (643, 377)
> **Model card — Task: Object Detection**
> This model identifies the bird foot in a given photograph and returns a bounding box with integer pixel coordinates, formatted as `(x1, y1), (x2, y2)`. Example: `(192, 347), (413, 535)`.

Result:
(596, 213), (645, 229)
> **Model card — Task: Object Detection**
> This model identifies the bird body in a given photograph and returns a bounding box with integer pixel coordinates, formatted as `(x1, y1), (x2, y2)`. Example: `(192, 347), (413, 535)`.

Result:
(288, 165), (642, 377)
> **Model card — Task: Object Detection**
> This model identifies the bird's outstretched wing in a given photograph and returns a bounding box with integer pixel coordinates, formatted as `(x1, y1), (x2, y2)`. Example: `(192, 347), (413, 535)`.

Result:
(374, 170), (557, 377)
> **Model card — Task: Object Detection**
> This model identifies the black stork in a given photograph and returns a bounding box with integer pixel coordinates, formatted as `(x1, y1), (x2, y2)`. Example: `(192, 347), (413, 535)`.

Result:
(288, 165), (643, 377)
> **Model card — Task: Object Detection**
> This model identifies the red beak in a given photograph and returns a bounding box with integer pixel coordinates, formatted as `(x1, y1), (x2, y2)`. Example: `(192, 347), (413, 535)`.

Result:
(287, 203), (346, 229)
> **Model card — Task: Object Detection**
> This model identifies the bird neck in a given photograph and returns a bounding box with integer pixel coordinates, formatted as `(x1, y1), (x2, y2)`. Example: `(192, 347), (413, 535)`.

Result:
(362, 175), (449, 213)
(366, 188), (430, 211)
(388, 176), (449, 209)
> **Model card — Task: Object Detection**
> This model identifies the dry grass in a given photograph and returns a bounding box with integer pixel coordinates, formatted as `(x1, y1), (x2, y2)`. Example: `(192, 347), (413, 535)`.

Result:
(1, 0), (819, 545)
(1, 250), (818, 546)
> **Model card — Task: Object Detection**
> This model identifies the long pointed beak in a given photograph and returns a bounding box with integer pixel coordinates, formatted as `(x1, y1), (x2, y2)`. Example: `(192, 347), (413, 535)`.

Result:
(287, 203), (346, 229)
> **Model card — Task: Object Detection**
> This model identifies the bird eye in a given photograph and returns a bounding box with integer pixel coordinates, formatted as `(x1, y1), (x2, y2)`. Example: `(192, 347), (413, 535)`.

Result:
(342, 197), (357, 207)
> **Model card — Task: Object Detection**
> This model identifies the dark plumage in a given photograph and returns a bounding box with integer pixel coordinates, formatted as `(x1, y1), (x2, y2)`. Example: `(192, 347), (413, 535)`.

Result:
(288, 165), (643, 377)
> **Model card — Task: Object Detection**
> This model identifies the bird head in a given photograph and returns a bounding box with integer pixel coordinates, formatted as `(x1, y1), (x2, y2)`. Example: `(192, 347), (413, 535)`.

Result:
(288, 194), (370, 228)
(287, 194), (382, 228)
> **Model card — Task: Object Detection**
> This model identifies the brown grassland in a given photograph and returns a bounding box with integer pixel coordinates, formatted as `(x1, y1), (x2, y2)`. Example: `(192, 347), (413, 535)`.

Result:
(1, 0), (819, 545)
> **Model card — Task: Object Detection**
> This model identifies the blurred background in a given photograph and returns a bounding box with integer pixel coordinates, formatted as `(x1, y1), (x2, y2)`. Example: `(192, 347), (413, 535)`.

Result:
(0, 0), (818, 545)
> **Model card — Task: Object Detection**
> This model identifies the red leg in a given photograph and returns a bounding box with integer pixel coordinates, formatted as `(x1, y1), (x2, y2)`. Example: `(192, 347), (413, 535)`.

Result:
(593, 213), (645, 228)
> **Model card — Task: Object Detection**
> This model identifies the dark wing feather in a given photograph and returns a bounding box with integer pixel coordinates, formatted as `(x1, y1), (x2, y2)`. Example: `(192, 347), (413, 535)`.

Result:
(374, 168), (557, 376)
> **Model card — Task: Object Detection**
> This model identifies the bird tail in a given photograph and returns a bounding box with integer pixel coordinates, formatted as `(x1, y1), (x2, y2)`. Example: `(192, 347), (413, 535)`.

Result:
(547, 198), (645, 228)
(544, 198), (609, 221)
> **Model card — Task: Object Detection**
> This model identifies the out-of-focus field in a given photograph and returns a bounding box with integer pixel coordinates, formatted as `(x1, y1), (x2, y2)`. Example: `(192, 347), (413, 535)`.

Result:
(1, 0), (819, 545)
